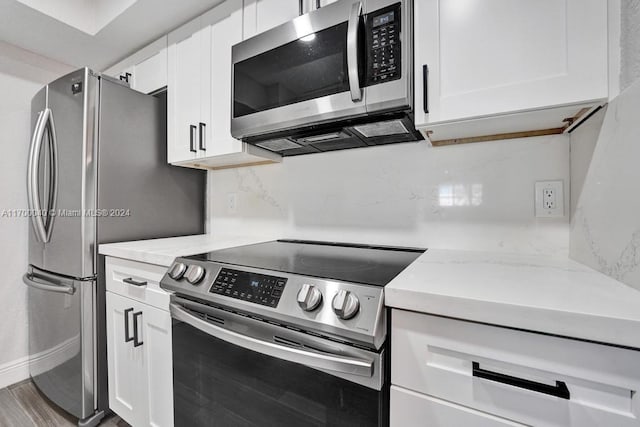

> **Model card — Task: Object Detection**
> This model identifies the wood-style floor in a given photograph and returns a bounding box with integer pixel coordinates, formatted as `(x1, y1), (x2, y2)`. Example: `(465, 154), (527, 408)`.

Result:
(0, 380), (129, 427)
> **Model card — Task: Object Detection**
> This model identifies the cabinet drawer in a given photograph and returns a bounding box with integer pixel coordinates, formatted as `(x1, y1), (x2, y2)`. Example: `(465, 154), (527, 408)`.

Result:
(392, 310), (640, 427)
(391, 385), (524, 427)
(105, 257), (170, 311)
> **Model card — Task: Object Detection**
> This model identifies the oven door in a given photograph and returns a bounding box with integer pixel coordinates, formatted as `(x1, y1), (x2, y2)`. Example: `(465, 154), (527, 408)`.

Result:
(231, 0), (367, 140)
(170, 298), (388, 427)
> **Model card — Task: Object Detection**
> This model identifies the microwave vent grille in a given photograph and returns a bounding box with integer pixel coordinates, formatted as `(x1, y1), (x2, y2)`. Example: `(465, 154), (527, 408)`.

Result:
(353, 119), (409, 138)
(256, 138), (301, 151)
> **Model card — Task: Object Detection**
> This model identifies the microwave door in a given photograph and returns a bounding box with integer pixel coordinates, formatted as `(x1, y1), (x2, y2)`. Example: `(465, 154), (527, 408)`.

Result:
(231, 0), (367, 139)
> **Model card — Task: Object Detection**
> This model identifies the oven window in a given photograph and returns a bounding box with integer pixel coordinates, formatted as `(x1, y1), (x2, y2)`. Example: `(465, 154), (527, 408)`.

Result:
(173, 320), (384, 426)
(233, 23), (350, 118)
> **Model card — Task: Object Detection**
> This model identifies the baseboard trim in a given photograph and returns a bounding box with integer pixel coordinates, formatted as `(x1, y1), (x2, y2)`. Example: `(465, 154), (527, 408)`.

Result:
(0, 355), (30, 389)
(0, 335), (80, 390)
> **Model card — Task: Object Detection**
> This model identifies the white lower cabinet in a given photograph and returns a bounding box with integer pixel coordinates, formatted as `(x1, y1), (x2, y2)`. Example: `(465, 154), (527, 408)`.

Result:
(106, 257), (173, 427)
(391, 386), (524, 427)
(391, 309), (640, 427)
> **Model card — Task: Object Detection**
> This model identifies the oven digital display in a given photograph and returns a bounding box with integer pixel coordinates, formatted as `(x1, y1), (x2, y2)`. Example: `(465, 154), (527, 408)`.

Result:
(209, 268), (287, 308)
(373, 11), (394, 27)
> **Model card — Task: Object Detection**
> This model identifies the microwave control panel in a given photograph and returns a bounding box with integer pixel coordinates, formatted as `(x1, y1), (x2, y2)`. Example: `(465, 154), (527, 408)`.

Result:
(210, 268), (287, 308)
(365, 3), (401, 86)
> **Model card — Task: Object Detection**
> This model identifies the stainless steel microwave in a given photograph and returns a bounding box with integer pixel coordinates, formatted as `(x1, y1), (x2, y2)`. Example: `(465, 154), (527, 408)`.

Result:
(231, 0), (421, 156)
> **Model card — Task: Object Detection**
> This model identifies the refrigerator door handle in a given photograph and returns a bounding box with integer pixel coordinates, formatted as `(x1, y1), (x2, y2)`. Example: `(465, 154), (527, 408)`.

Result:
(43, 109), (59, 243)
(23, 272), (75, 295)
(27, 109), (48, 243)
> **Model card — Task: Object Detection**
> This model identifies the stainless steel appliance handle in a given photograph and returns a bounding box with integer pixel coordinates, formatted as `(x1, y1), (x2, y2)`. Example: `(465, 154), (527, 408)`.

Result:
(44, 109), (58, 242)
(347, 1), (363, 102)
(170, 303), (374, 377)
(23, 273), (75, 295)
(27, 109), (48, 243)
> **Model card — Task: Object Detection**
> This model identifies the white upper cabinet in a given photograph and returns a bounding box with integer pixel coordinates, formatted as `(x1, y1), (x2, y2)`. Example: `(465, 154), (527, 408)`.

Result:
(207, 4), (244, 157)
(133, 48), (168, 95)
(243, 0), (300, 39)
(415, 0), (608, 142)
(168, 19), (210, 164)
(104, 36), (168, 95)
(166, 0), (282, 169)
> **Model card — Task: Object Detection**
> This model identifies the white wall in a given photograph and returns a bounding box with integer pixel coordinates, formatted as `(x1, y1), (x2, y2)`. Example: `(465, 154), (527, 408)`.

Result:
(0, 42), (72, 388)
(208, 135), (570, 256)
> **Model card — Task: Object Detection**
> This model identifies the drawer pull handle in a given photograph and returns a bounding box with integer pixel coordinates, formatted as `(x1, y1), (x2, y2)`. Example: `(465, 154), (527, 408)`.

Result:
(124, 308), (134, 343)
(423, 64), (429, 114)
(133, 311), (143, 347)
(198, 122), (206, 151)
(472, 362), (570, 400)
(123, 277), (147, 287)
(189, 125), (197, 153)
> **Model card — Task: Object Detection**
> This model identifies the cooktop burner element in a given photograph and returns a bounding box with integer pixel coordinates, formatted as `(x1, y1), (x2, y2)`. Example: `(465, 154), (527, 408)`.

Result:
(190, 240), (425, 287)
(161, 239), (425, 349)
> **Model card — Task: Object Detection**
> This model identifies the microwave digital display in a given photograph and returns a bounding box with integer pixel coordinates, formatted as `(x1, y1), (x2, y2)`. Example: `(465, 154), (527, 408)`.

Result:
(373, 11), (394, 27)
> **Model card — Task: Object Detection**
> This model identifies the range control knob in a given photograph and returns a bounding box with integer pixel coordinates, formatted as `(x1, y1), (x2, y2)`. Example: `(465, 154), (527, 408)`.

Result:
(297, 284), (323, 311)
(184, 265), (205, 285)
(168, 262), (187, 280)
(332, 290), (360, 320)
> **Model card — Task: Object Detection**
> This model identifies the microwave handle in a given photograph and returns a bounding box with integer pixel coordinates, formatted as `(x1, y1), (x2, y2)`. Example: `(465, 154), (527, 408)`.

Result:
(347, 1), (363, 102)
(170, 302), (373, 377)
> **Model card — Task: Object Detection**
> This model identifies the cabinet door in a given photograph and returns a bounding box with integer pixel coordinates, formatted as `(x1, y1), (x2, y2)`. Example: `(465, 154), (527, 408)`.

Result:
(168, 24), (206, 164)
(106, 292), (146, 427)
(243, 0), (300, 39)
(207, 6), (244, 156)
(133, 47), (168, 95)
(414, 0), (608, 127)
(141, 304), (174, 427)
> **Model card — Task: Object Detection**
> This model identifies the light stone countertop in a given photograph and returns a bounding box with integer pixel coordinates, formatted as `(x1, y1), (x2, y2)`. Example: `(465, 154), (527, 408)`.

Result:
(385, 249), (640, 349)
(100, 236), (640, 349)
(99, 234), (271, 267)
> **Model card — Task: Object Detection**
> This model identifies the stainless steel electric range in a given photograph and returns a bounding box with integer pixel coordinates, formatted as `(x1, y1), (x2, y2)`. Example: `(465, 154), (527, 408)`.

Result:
(160, 239), (425, 427)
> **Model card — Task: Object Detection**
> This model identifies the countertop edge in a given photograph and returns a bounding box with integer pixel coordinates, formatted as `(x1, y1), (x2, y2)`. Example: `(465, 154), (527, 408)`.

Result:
(385, 288), (640, 350)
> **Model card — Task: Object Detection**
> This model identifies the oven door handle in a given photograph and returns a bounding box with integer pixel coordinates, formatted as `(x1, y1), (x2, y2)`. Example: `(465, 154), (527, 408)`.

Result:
(170, 303), (374, 377)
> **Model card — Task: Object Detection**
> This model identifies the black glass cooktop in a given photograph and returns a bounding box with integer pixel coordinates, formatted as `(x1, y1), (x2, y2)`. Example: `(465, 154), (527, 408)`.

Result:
(188, 240), (425, 287)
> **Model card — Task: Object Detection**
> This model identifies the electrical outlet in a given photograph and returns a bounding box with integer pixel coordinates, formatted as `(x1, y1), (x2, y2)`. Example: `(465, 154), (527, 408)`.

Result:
(227, 193), (237, 214)
(535, 181), (564, 217)
(543, 188), (556, 209)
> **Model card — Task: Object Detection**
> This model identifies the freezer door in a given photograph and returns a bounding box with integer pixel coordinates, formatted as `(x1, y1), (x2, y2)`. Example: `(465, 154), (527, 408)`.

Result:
(40, 68), (98, 278)
(24, 266), (96, 419)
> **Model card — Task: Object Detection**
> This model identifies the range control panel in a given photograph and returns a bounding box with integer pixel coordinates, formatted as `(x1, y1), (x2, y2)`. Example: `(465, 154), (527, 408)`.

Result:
(209, 268), (287, 308)
(366, 3), (401, 86)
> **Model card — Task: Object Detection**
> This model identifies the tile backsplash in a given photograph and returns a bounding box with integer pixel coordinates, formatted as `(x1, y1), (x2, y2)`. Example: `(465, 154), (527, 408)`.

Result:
(208, 134), (570, 256)
(571, 78), (640, 291)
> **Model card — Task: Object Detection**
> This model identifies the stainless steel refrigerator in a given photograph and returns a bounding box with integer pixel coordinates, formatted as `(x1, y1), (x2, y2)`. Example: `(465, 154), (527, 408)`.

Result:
(23, 68), (205, 426)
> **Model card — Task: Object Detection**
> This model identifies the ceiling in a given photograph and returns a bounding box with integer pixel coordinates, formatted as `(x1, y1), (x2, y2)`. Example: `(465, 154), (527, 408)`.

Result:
(0, 0), (224, 71)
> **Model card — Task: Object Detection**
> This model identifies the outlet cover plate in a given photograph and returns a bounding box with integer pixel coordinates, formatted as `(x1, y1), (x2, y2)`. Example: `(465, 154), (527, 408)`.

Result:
(535, 180), (564, 217)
